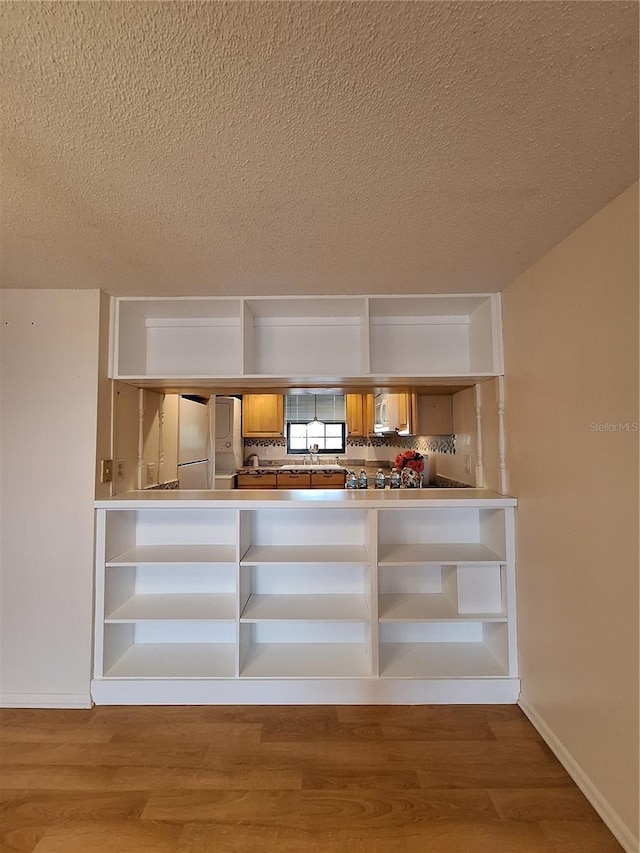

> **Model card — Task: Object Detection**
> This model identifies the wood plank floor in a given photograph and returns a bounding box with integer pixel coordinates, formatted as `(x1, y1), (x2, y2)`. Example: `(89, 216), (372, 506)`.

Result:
(0, 705), (623, 853)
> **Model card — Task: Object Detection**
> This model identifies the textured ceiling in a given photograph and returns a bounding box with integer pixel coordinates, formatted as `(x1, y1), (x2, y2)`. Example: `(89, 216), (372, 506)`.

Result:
(1, 1), (637, 297)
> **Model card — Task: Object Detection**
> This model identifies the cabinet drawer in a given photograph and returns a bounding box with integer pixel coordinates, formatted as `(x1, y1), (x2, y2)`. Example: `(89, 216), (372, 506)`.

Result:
(276, 472), (312, 489)
(237, 472), (277, 489)
(311, 471), (346, 488)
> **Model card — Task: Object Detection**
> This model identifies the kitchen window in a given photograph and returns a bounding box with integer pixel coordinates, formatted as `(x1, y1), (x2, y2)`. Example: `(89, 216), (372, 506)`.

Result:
(285, 395), (347, 455)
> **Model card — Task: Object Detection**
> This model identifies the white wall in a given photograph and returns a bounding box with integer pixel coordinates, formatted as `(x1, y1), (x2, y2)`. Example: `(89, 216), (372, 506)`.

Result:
(142, 390), (162, 488)
(0, 289), (101, 707)
(113, 381), (140, 494)
(478, 378), (501, 494)
(502, 182), (639, 851)
(434, 386), (477, 485)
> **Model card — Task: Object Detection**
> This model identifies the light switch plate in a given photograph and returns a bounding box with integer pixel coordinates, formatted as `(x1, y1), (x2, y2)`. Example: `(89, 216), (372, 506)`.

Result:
(100, 459), (113, 483)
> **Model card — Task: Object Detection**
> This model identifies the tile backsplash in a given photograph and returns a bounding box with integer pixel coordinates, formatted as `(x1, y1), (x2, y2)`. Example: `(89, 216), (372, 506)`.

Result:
(244, 434), (456, 457)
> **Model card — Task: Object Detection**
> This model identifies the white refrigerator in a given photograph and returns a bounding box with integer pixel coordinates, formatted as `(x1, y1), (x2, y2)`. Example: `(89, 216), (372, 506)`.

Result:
(177, 396), (212, 489)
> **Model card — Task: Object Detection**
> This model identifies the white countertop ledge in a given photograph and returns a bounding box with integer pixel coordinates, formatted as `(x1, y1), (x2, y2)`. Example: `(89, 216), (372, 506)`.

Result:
(96, 489), (516, 509)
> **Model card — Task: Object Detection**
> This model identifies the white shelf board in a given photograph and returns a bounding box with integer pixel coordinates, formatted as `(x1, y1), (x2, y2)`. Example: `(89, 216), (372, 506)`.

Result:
(377, 543), (504, 565)
(104, 643), (235, 678)
(378, 593), (507, 622)
(379, 642), (507, 678)
(105, 593), (236, 622)
(240, 643), (371, 678)
(241, 544), (369, 565)
(241, 594), (369, 622)
(122, 375), (488, 392)
(107, 544), (236, 566)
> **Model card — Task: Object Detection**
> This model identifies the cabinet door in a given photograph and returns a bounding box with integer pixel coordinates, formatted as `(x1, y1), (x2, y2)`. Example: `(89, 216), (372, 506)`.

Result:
(363, 394), (375, 435)
(242, 395), (284, 437)
(396, 394), (418, 434)
(346, 394), (364, 437)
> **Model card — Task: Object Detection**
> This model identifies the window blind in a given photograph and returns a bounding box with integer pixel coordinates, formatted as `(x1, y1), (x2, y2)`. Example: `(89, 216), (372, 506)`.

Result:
(284, 394), (346, 422)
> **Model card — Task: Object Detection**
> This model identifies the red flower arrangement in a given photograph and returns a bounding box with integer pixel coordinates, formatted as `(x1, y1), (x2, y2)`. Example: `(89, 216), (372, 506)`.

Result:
(394, 449), (425, 474)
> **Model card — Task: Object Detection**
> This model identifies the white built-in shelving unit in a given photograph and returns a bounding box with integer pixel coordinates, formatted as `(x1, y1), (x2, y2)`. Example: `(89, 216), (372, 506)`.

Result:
(93, 492), (517, 704)
(111, 294), (503, 389)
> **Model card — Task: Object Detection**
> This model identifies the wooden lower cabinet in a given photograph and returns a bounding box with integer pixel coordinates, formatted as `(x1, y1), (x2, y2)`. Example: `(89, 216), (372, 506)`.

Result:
(278, 471), (346, 488)
(237, 472), (277, 489)
(310, 471), (346, 488)
(92, 495), (518, 704)
(276, 471), (311, 488)
(238, 471), (346, 489)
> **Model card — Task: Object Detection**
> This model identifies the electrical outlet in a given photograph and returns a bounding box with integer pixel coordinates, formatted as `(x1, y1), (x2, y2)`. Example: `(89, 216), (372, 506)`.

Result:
(146, 462), (156, 485)
(115, 459), (125, 481)
(100, 459), (113, 483)
(464, 455), (472, 475)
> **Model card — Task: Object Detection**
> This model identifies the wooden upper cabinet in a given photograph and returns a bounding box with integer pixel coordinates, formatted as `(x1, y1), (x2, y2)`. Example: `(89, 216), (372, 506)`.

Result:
(347, 393), (380, 436)
(397, 393), (418, 435)
(242, 395), (284, 438)
(364, 394), (375, 435)
(346, 394), (365, 437)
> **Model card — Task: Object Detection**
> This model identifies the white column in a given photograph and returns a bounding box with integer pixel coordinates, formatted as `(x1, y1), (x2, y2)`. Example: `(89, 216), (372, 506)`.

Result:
(158, 395), (165, 485)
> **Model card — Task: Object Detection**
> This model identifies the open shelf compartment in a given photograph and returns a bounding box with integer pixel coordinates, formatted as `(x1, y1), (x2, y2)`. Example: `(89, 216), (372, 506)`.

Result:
(377, 507), (507, 565)
(368, 294), (501, 377)
(104, 509), (238, 564)
(378, 563), (506, 620)
(101, 622), (236, 678)
(115, 297), (242, 377)
(239, 622), (372, 678)
(379, 622), (510, 678)
(243, 297), (368, 377)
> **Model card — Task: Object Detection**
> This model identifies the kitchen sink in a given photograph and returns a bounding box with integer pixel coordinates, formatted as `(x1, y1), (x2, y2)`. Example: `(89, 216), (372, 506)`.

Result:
(278, 464), (345, 471)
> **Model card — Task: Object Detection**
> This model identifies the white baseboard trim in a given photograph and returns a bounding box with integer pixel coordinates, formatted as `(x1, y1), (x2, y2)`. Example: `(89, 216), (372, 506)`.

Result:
(518, 695), (639, 853)
(92, 677), (521, 706)
(0, 692), (93, 709)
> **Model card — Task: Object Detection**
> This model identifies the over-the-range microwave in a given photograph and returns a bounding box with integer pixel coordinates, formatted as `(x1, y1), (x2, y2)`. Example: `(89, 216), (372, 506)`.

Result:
(373, 393), (411, 436)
